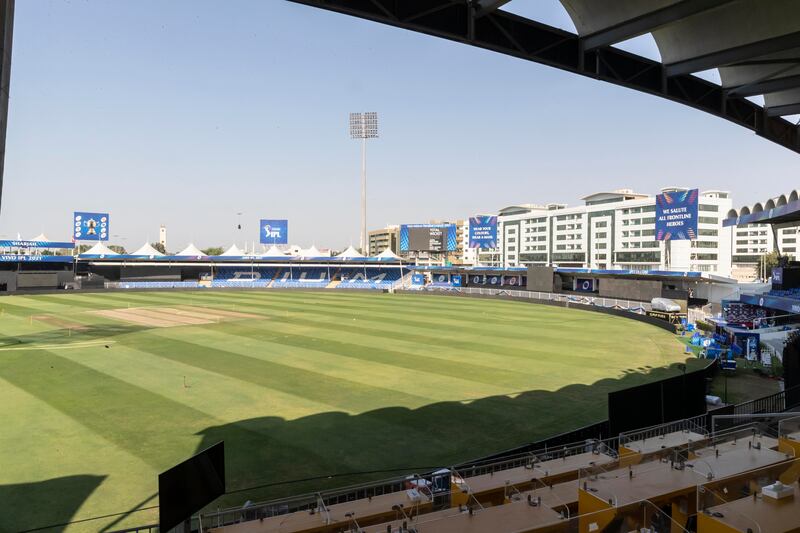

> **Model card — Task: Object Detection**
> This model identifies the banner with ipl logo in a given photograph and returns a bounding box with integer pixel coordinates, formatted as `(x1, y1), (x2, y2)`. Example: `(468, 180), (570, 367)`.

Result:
(73, 212), (109, 241)
(260, 219), (288, 245)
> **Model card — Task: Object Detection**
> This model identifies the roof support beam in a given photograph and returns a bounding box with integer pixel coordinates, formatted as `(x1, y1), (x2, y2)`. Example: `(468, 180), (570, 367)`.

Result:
(727, 73), (800, 97)
(287, 0), (800, 156)
(473, 0), (512, 18)
(766, 102), (800, 117)
(665, 30), (800, 77)
(582, 0), (734, 51)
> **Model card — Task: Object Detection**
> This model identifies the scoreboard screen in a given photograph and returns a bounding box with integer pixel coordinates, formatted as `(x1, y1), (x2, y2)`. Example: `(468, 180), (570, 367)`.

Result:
(400, 224), (457, 252)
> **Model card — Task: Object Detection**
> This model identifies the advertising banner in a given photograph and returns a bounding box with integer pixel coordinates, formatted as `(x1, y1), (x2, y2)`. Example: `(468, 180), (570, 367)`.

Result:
(0, 255), (74, 263)
(655, 189), (698, 240)
(259, 219), (288, 245)
(470, 274), (485, 285)
(73, 212), (109, 241)
(468, 216), (498, 249)
(400, 224), (457, 252)
(0, 240), (75, 249)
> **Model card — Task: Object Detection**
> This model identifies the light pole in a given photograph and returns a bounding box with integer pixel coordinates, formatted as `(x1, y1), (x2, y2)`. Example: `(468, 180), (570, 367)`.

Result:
(349, 112), (378, 255)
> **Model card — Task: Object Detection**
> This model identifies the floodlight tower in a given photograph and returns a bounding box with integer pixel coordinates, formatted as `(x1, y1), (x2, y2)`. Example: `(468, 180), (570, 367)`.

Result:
(349, 112), (378, 255)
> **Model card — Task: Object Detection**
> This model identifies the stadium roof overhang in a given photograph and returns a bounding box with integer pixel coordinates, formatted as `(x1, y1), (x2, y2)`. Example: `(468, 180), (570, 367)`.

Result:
(723, 188), (800, 227)
(289, 0), (800, 155)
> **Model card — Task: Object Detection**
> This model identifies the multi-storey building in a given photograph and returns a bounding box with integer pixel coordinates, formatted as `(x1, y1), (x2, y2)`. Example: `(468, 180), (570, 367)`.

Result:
(732, 224), (800, 281)
(491, 188), (733, 276)
(368, 225), (400, 256)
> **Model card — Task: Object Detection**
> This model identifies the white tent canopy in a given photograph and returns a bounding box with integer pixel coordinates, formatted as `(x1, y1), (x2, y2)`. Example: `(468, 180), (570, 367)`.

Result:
(81, 242), (118, 256)
(132, 242), (164, 257)
(221, 243), (244, 256)
(300, 245), (322, 257)
(262, 245), (286, 257)
(337, 245), (364, 258)
(177, 243), (205, 257)
(31, 233), (50, 242)
(375, 248), (400, 259)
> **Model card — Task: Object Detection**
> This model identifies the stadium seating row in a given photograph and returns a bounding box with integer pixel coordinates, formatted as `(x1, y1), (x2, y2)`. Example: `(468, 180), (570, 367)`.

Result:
(769, 287), (800, 300)
(118, 281), (200, 289)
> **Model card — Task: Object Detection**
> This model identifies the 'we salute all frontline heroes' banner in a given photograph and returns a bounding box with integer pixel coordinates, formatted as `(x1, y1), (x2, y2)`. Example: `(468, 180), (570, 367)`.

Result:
(655, 189), (698, 241)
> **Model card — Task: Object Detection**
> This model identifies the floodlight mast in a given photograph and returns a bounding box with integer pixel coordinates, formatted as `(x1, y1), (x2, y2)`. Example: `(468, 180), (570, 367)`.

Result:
(349, 112), (378, 255)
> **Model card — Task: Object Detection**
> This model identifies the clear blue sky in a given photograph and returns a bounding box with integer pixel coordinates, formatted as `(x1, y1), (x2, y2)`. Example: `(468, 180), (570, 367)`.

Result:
(4, 0), (800, 251)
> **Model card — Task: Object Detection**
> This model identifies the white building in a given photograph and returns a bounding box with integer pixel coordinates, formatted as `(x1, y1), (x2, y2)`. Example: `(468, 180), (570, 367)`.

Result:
(489, 188), (733, 276)
(732, 224), (800, 281)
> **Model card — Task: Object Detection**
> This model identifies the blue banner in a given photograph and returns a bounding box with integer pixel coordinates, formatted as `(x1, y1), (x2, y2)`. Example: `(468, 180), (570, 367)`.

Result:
(0, 240), (74, 249)
(259, 219), (288, 245)
(0, 255), (74, 263)
(469, 216), (498, 248)
(451, 274), (462, 287)
(575, 278), (595, 292)
(73, 212), (109, 241)
(411, 273), (425, 285)
(655, 189), (698, 240)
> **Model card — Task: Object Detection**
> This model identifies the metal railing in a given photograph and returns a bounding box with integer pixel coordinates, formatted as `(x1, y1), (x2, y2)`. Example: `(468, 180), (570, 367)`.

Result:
(429, 286), (652, 313)
(618, 414), (709, 450)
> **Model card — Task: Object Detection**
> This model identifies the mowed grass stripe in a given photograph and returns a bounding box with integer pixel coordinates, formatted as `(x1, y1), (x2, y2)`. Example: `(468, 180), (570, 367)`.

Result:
(126, 335), (434, 412)
(205, 320), (550, 391)
(211, 316), (632, 381)
(131, 290), (586, 351)
(45, 344), (439, 484)
(51, 342), (342, 422)
(163, 293), (652, 367)
(161, 290), (675, 369)
(247, 291), (548, 325)
(90, 290), (563, 333)
(216, 290), (573, 332)
(153, 326), (514, 400)
(219, 290), (627, 344)
(0, 349), (212, 469)
(32, 294), (636, 382)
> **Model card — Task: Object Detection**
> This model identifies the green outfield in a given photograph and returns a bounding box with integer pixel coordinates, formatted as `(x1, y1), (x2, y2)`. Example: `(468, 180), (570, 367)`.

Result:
(0, 290), (693, 531)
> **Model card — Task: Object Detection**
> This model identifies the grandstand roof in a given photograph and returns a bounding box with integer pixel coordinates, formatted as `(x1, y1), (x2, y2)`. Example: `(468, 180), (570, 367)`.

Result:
(175, 243), (205, 257)
(291, 0), (800, 155)
(221, 243), (245, 256)
(337, 245), (364, 258)
(724, 188), (800, 227)
(131, 242), (164, 257)
(31, 233), (49, 241)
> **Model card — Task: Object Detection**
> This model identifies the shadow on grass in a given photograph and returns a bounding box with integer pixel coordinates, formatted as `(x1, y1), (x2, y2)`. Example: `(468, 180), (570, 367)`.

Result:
(0, 324), (149, 349)
(0, 475), (106, 532)
(194, 358), (705, 510)
(2, 360), (705, 530)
